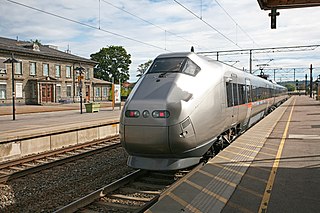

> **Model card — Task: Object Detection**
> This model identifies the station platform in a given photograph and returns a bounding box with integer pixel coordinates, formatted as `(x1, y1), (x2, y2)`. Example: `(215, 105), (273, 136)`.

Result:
(147, 95), (320, 213)
(0, 103), (121, 162)
(0, 103), (121, 142)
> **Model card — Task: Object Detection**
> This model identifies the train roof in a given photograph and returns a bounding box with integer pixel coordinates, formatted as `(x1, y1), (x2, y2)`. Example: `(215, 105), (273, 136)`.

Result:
(156, 52), (195, 58)
(155, 52), (287, 90)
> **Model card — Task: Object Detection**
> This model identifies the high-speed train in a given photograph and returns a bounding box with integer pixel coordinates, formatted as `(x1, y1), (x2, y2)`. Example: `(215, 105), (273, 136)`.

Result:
(120, 52), (288, 171)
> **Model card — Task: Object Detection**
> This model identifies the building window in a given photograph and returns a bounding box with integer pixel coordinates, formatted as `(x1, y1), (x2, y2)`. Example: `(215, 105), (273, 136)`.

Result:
(102, 87), (108, 97)
(56, 84), (61, 100)
(95, 87), (101, 97)
(55, 65), (61, 77)
(85, 68), (90, 80)
(66, 85), (72, 97)
(0, 83), (6, 99)
(43, 64), (49, 77)
(30, 62), (36, 76)
(15, 62), (22, 75)
(0, 59), (6, 74)
(66, 66), (71, 78)
(16, 82), (23, 98)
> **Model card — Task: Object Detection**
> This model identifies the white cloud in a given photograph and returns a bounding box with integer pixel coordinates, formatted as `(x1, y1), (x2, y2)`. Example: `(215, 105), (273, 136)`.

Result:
(0, 0), (319, 82)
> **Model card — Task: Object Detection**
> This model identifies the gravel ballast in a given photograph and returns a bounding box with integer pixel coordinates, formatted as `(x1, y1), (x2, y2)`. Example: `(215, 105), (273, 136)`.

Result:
(0, 147), (134, 212)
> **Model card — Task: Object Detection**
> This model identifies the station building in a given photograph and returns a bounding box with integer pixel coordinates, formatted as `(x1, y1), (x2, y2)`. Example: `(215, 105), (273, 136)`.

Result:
(0, 36), (111, 105)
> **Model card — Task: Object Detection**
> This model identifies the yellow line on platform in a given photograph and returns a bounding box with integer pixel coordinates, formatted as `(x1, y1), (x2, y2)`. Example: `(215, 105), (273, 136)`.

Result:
(258, 98), (296, 213)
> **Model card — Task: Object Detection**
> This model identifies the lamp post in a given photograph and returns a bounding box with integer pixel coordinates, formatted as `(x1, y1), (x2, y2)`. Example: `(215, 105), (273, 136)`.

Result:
(3, 53), (19, 120)
(317, 75), (320, 100)
(74, 66), (85, 114)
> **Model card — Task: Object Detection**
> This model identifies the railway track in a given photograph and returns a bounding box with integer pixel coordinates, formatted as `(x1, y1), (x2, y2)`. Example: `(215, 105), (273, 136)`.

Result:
(55, 165), (201, 213)
(0, 135), (121, 183)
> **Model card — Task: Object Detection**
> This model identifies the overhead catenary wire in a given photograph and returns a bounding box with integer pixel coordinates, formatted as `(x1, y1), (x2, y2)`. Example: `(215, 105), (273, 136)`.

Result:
(101, 0), (202, 49)
(173, 0), (242, 49)
(5, 0), (170, 52)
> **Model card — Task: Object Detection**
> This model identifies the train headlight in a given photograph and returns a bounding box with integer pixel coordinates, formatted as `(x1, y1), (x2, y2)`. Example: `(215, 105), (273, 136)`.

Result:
(125, 110), (140, 118)
(142, 110), (150, 118)
(152, 110), (170, 118)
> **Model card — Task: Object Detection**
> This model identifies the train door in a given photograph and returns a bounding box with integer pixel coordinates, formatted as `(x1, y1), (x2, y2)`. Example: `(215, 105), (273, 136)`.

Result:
(243, 79), (251, 128)
(231, 74), (238, 125)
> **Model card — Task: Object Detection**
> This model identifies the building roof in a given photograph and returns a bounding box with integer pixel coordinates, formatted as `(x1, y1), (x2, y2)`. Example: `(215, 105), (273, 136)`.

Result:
(0, 36), (97, 65)
(92, 78), (112, 85)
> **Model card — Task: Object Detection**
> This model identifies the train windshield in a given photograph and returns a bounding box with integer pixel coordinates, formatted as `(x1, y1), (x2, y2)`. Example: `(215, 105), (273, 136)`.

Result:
(147, 57), (200, 76)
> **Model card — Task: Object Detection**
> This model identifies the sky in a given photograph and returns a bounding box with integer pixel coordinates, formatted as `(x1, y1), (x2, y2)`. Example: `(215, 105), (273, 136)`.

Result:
(0, 0), (320, 83)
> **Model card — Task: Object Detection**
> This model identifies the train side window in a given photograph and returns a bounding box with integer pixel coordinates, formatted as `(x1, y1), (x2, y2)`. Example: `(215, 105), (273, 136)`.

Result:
(246, 84), (252, 103)
(226, 82), (233, 107)
(181, 59), (201, 76)
(238, 84), (245, 105)
(233, 83), (239, 106)
(252, 86), (257, 101)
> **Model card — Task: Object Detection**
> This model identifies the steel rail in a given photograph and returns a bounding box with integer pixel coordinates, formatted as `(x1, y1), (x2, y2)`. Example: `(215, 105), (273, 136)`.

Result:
(0, 135), (120, 183)
(54, 167), (198, 213)
(54, 170), (145, 213)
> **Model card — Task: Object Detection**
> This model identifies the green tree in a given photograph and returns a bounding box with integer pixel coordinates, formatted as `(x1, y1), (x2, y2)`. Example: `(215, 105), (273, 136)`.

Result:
(137, 59), (153, 77)
(90, 46), (131, 83)
(285, 83), (295, 91)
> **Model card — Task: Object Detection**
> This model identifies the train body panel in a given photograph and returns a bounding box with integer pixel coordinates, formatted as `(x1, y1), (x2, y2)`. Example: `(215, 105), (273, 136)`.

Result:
(120, 52), (288, 170)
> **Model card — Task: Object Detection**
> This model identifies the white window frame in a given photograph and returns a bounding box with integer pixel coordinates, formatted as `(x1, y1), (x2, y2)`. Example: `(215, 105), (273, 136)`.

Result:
(30, 62), (36, 76)
(66, 85), (72, 97)
(16, 82), (23, 98)
(15, 62), (22, 75)
(0, 82), (6, 99)
(95, 87), (101, 97)
(56, 84), (61, 100)
(66, 66), (71, 78)
(55, 65), (61, 77)
(102, 87), (108, 97)
(43, 63), (49, 77)
(85, 68), (90, 80)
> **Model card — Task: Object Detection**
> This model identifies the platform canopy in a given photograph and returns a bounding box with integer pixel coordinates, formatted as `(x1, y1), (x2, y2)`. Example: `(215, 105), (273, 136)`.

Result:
(258, 0), (320, 10)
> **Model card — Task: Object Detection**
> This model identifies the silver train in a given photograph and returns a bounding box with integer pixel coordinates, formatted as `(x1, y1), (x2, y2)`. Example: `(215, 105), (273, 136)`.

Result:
(120, 52), (288, 171)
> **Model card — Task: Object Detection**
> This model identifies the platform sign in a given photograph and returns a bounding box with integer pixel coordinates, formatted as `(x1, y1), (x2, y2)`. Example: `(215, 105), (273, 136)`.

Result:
(112, 83), (121, 110)
(77, 75), (84, 82)
(114, 84), (121, 104)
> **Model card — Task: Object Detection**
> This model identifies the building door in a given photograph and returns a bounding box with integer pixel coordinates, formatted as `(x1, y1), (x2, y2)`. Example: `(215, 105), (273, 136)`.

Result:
(41, 84), (53, 103)
(86, 85), (90, 102)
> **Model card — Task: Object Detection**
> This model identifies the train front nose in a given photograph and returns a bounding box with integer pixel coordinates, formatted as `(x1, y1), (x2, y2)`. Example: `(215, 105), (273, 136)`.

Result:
(120, 102), (173, 156)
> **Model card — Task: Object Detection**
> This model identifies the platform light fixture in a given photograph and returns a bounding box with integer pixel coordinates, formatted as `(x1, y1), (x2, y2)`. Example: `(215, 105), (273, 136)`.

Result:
(74, 65), (85, 114)
(3, 53), (19, 120)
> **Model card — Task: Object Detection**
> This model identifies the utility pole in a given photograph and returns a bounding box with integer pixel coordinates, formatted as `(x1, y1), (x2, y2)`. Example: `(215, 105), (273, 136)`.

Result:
(310, 64), (313, 98)
(305, 74), (308, 95)
(249, 50), (252, 74)
(293, 69), (295, 82)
